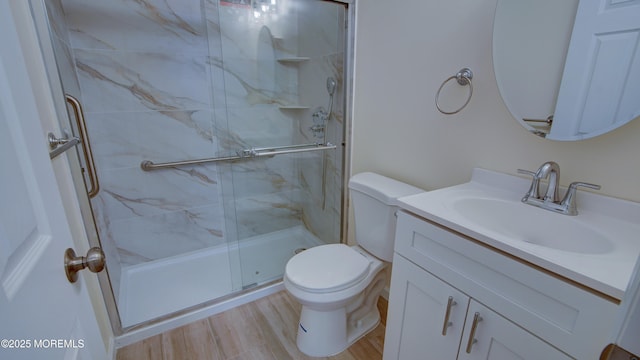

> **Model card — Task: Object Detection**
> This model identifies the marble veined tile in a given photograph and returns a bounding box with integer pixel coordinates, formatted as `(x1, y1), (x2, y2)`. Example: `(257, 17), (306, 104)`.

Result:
(62, 0), (207, 54)
(208, 10), (298, 109)
(49, 34), (83, 99)
(217, 4), (266, 61)
(75, 49), (211, 113)
(234, 190), (302, 240)
(298, 54), (342, 111)
(208, 55), (291, 109)
(224, 105), (293, 145)
(89, 192), (124, 298)
(98, 163), (222, 222)
(298, 160), (341, 243)
(228, 156), (298, 198)
(44, 0), (84, 99)
(203, 0), (223, 54)
(45, 0), (72, 47)
(301, 202), (340, 244)
(297, 0), (342, 59)
(109, 204), (226, 266)
(86, 110), (216, 172)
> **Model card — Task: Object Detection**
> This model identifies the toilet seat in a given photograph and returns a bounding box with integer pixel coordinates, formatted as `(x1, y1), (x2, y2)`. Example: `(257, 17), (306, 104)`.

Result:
(285, 244), (371, 294)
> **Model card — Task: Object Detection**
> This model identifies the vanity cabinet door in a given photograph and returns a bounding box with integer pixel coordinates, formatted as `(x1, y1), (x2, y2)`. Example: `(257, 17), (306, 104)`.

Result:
(383, 255), (470, 360)
(384, 254), (573, 360)
(459, 300), (572, 360)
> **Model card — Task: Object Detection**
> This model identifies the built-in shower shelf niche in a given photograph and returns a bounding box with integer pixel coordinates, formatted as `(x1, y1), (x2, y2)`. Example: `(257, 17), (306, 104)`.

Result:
(278, 105), (310, 110)
(277, 57), (310, 64)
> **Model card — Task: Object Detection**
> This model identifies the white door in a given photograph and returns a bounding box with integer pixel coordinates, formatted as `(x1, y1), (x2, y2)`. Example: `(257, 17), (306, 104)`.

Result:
(0, 1), (106, 360)
(552, 0), (640, 138)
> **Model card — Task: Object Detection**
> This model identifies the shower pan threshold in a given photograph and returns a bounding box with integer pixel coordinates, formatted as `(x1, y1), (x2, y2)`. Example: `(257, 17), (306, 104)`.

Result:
(117, 225), (324, 328)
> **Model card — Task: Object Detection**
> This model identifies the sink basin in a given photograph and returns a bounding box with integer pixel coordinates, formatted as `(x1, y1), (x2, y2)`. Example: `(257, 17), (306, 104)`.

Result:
(396, 168), (640, 300)
(451, 197), (614, 254)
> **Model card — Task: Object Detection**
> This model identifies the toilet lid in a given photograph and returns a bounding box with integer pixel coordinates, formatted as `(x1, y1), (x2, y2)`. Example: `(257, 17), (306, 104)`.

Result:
(285, 244), (371, 293)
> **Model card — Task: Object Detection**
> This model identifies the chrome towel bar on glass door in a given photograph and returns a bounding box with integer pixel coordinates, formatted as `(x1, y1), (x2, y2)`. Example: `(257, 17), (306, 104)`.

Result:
(66, 94), (100, 198)
(140, 142), (337, 171)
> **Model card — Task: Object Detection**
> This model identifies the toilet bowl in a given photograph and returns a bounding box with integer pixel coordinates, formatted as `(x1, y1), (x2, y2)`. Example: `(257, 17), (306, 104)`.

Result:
(284, 244), (386, 357)
(283, 172), (423, 357)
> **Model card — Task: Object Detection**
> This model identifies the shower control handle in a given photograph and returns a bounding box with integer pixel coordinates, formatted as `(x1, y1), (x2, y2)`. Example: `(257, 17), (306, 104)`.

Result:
(64, 247), (105, 283)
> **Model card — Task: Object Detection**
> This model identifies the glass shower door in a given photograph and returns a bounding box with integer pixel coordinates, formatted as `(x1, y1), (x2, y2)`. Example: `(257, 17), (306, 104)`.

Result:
(37, 0), (240, 328)
(215, 0), (347, 289)
(33, 0), (349, 331)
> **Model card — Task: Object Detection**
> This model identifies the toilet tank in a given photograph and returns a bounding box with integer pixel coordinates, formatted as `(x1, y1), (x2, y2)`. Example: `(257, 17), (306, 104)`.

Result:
(348, 172), (423, 261)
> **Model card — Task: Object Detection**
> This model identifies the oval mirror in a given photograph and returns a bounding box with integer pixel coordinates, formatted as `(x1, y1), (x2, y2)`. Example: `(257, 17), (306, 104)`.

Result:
(493, 0), (640, 141)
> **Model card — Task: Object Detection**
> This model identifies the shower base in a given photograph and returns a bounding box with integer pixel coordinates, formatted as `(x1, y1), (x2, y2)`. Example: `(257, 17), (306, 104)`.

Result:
(118, 225), (323, 328)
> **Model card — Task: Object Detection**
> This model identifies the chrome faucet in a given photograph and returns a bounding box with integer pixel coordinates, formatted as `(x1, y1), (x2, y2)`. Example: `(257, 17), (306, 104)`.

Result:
(536, 161), (560, 202)
(518, 161), (559, 203)
(517, 162), (600, 215)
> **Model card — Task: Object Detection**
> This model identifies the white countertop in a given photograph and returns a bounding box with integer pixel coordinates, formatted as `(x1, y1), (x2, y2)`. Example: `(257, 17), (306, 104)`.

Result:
(397, 168), (640, 300)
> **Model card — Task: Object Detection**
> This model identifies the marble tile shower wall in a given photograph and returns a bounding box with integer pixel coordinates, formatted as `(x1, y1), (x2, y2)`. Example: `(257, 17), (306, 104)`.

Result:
(214, 1), (302, 242)
(55, 0), (342, 280)
(60, 0), (226, 275)
(296, 2), (345, 243)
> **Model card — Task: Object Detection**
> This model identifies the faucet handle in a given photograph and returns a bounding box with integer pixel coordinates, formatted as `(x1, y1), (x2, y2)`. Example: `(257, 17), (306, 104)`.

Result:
(559, 181), (601, 215)
(517, 169), (536, 177)
(569, 182), (601, 191)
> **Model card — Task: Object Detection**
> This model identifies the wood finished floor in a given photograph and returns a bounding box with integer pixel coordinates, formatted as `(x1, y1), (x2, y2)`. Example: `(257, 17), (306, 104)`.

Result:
(116, 290), (386, 360)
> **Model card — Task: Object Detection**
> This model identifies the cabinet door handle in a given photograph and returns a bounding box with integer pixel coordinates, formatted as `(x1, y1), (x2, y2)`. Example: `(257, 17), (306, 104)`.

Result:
(465, 312), (483, 354)
(441, 296), (457, 336)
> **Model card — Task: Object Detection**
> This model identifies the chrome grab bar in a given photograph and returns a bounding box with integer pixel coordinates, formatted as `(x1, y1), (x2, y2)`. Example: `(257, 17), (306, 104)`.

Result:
(141, 142), (337, 171)
(66, 94), (100, 198)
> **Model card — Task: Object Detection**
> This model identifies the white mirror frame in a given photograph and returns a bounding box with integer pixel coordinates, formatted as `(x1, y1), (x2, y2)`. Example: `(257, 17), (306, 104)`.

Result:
(493, 0), (640, 141)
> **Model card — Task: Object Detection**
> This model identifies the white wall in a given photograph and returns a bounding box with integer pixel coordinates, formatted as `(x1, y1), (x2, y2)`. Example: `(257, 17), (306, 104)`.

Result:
(352, 0), (640, 203)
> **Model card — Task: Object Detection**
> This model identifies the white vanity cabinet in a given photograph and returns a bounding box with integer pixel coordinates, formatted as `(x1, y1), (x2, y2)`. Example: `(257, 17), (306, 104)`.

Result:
(385, 255), (572, 360)
(383, 211), (619, 360)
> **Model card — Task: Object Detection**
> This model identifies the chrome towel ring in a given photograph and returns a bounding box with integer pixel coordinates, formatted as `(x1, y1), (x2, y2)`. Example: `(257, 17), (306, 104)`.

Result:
(435, 68), (473, 115)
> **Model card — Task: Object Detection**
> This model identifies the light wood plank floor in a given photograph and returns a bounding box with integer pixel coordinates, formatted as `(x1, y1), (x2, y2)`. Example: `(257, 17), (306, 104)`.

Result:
(117, 290), (386, 360)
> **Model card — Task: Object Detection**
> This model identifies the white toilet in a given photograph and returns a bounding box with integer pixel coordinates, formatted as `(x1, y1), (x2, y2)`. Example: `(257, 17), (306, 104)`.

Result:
(284, 172), (423, 357)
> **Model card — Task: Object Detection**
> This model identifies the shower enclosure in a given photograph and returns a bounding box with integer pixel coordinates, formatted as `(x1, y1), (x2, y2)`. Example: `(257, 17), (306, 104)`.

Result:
(33, 0), (350, 331)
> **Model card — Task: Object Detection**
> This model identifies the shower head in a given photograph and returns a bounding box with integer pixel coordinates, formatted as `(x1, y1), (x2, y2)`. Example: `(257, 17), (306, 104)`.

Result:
(326, 77), (336, 96)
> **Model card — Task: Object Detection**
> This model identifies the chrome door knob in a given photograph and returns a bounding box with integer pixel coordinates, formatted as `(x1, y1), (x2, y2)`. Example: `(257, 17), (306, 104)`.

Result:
(64, 247), (105, 283)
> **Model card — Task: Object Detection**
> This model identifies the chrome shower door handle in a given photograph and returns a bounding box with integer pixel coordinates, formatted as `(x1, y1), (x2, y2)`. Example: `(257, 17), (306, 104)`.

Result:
(65, 94), (100, 198)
